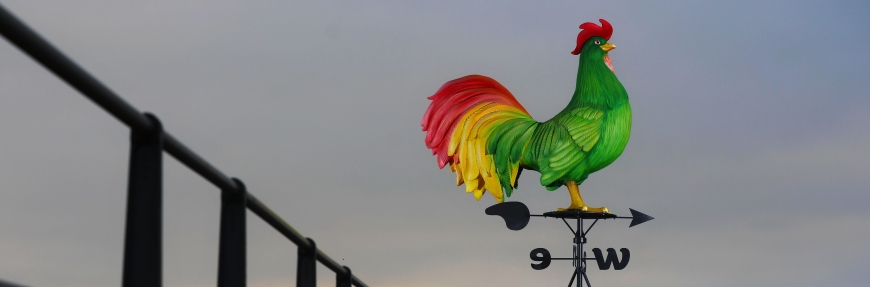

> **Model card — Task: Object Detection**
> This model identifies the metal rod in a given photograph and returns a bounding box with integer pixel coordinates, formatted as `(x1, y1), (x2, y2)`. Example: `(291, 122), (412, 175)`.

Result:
(562, 218), (576, 235)
(567, 269), (576, 287)
(0, 2), (152, 132)
(297, 238), (317, 287)
(0, 4), (369, 287)
(0, 0), (236, 194)
(584, 219), (598, 235)
(578, 218), (582, 287)
(163, 133), (237, 191)
(122, 114), (163, 287)
(336, 266), (352, 287)
(218, 178), (248, 287)
(583, 268), (591, 287)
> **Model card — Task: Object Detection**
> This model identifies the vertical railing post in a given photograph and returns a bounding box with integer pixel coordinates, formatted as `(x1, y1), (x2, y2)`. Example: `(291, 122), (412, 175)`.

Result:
(297, 238), (317, 287)
(336, 266), (352, 287)
(122, 113), (163, 287)
(218, 178), (247, 287)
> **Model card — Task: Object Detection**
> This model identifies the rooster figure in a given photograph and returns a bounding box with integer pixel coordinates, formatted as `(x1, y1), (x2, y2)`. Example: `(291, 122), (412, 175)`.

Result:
(422, 19), (630, 213)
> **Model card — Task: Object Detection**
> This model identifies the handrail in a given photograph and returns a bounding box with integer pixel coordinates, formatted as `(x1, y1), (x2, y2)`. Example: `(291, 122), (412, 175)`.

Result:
(0, 3), (367, 286)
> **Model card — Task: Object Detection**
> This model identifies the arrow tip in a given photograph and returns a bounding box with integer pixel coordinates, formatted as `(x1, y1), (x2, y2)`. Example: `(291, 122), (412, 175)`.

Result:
(628, 208), (654, 227)
(485, 201), (531, 231)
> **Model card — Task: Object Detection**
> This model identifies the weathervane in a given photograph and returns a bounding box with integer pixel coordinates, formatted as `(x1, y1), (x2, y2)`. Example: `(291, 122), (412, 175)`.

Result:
(486, 202), (653, 286)
(420, 19), (647, 286)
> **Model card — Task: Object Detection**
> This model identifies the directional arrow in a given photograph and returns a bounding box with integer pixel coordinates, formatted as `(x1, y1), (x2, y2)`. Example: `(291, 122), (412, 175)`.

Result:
(628, 208), (654, 227)
(486, 202), (654, 230)
(485, 201), (531, 231)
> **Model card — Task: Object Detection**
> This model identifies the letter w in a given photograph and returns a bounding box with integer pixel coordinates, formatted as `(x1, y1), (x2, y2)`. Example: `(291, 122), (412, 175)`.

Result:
(591, 248), (630, 270)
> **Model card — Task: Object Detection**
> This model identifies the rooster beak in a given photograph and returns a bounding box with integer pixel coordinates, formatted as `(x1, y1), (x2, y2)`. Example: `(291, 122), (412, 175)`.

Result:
(600, 43), (616, 52)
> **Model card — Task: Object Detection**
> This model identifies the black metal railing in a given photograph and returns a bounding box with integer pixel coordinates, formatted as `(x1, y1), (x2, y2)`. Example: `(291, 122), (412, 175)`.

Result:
(0, 3), (367, 287)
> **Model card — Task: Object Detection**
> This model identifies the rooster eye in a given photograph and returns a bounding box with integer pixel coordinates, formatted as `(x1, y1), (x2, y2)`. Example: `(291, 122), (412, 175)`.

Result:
(594, 40), (601, 45)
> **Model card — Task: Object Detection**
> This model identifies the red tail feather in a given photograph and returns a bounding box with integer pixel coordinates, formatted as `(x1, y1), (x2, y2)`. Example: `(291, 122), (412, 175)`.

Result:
(422, 75), (530, 169)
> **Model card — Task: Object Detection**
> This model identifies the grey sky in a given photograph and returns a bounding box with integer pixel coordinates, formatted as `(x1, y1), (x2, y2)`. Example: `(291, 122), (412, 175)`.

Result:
(1, 0), (868, 286)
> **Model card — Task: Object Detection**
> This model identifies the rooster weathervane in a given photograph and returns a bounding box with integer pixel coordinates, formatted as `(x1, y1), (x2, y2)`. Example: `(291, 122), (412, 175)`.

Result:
(421, 19), (655, 286)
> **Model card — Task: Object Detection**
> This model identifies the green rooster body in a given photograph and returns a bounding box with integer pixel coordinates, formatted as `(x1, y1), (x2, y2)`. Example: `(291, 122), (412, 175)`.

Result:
(422, 19), (630, 212)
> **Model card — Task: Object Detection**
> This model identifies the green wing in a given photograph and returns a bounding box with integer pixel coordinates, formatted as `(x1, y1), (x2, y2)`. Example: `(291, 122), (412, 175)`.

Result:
(527, 107), (604, 190)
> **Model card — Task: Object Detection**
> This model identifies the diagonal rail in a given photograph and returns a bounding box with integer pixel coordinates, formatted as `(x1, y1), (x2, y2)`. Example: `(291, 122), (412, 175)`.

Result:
(0, 3), (367, 287)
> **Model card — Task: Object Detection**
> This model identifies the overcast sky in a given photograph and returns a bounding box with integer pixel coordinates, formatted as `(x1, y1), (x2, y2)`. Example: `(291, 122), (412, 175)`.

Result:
(1, 1), (869, 286)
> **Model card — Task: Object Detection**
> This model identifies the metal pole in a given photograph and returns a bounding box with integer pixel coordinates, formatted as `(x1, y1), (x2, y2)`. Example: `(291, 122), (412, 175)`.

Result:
(336, 266), (352, 287)
(122, 113), (163, 287)
(580, 218), (592, 287)
(297, 238), (317, 287)
(218, 178), (247, 287)
(577, 218), (583, 287)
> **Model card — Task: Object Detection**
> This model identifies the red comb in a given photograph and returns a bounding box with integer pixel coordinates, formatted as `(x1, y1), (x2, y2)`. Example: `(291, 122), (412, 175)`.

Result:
(571, 19), (613, 55)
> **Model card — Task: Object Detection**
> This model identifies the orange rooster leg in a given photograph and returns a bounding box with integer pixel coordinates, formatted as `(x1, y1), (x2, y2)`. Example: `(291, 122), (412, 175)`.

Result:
(557, 181), (610, 213)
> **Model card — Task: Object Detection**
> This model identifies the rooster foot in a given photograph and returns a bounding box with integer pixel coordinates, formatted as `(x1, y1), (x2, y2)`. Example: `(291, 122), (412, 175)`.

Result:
(557, 205), (610, 214)
(562, 181), (610, 213)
